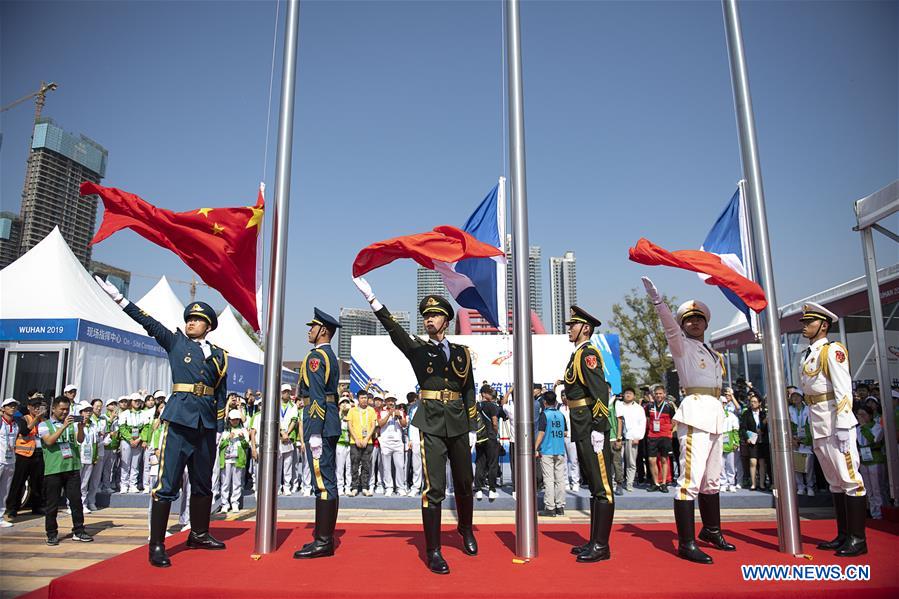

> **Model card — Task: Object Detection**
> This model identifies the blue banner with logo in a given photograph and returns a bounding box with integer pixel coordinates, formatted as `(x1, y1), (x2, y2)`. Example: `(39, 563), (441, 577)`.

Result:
(77, 320), (166, 358)
(0, 319), (79, 341)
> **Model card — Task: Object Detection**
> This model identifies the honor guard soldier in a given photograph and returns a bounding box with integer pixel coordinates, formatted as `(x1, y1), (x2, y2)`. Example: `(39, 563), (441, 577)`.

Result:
(562, 306), (615, 563)
(642, 278), (736, 564)
(798, 302), (867, 556)
(95, 276), (228, 568)
(294, 308), (342, 559)
(354, 276), (479, 575)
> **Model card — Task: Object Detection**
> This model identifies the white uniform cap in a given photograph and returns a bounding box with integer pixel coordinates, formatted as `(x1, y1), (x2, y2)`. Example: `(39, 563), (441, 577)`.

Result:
(799, 301), (837, 323)
(63, 384), (77, 393)
(228, 409), (242, 420)
(76, 402), (92, 413)
(106, 397), (119, 406)
(153, 390), (167, 399)
(280, 383), (292, 393)
(676, 300), (711, 324)
(118, 395), (129, 402)
(1, 398), (18, 408)
(130, 392), (143, 401)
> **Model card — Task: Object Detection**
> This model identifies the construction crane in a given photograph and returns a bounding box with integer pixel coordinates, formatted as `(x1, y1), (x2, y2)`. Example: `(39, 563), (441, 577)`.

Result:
(1, 81), (58, 122)
(130, 272), (209, 302)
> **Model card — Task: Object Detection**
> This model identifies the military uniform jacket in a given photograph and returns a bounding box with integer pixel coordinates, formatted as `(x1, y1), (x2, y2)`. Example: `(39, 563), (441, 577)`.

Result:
(563, 341), (610, 442)
(375, 306), (478, 437)
(300, 343), (340, 439)
(656, 301), (725, 434)
(124, 302), (228, 431)
(798, 337), (856, 440)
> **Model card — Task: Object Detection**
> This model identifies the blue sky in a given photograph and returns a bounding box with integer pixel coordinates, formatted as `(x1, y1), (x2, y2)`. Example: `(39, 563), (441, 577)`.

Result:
(2, 0), (896, 359)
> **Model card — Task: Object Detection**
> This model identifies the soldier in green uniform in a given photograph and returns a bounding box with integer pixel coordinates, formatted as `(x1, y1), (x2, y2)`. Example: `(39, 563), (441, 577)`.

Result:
(562, 306), (615, 563)
(354, 276), (479, 575)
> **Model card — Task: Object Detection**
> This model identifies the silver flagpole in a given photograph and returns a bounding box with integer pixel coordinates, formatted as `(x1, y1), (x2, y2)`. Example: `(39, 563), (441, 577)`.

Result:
(505, 0), (537, 559)
(722, 0), (801, 554)
(254, 0), (301, 555)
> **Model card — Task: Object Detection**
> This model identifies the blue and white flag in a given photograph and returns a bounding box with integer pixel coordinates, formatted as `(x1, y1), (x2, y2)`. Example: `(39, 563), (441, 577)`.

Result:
(434, 179), (506, 329)
(698, 181), (756, 328)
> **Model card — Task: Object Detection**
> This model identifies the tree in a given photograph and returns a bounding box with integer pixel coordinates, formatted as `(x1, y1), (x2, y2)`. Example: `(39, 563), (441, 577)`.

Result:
(609, 288), (676, 387)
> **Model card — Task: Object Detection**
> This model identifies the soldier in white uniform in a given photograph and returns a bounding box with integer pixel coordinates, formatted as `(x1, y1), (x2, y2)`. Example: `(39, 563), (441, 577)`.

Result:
(643, 278), (736, 564)
(797, 302), (866, 557)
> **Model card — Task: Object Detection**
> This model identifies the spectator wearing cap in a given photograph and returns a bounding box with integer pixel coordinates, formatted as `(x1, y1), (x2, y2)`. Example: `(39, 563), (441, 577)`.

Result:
(248, 398), (263, 493)
(720, 395), (741, 492)
(277, 384), (299, 495)
(63, 385), (78, 404)
(474, 385), (501, 501)
(98, 398), (121, 494)
(377, 396), (408, 496)
(118, 393), (145, 494)
(76, 402), (100, 513)
(0, 398), (19, 527)
(536, 391), (567, 517)
(336, 394), (353, 495)
(855, 406), (884, 519)
(6, 394), (47, 519)
(219, 410), (250, 512)
(39, 395), (93, 545)
(140, 391), (167, 494)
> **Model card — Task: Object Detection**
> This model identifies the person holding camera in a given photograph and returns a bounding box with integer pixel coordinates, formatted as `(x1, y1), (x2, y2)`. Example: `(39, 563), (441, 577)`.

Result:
(39, 395), (93, 545)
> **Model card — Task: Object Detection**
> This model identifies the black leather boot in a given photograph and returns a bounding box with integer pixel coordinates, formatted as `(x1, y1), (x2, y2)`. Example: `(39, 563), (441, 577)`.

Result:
(817, 493), (847, 550)
(186, 495), (225, 550)
(455, 493), (478, 556)
(674, 499), (712, 564)
(294, 499), (336, 558)
(576, 500), (613, 563)
(571, 499), (595, 555)
(422, 506), (449, 574)
(835, 495), (867, 557)
(697, 493), (736, 551)
(148, 500), (172, 568)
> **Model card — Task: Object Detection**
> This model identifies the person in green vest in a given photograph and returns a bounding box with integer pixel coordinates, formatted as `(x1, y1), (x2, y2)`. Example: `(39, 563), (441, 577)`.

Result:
(248, 403), (262, 494)
(219, 410), (250, 512)
(855, 406), (884, 519)
(145, 400), (167, 538)
(76, 403), (99, 513)
(99, 398), (120, 494)
(336, 396), (353, 495)
(720, 399), (741, 492)
(39, 395), (93, 545)
(118, 393), (144, 494)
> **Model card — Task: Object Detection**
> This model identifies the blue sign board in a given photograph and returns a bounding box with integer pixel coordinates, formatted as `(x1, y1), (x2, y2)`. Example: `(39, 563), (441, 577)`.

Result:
(77, 320), (166, 358)
(0, 319), (79, 341)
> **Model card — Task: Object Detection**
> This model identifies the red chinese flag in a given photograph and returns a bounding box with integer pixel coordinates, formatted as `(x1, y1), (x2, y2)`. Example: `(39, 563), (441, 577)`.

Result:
(352, 225), (504, 278)
(81, 182), (264, 330)
(628, 237), (768, 312)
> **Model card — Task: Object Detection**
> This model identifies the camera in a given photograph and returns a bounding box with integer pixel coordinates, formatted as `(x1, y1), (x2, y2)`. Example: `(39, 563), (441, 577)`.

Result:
(71, 415), (83, 423)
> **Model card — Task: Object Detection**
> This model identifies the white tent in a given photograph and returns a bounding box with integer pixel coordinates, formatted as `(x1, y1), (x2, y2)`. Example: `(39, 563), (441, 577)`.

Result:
(208, 306), (264, 362)
(0, 228), (170, 400)
(136, 276), (185, 333)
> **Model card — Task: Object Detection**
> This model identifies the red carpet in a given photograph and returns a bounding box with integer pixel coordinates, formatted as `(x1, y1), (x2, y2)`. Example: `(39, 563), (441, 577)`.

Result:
(40, 519), (898, 599)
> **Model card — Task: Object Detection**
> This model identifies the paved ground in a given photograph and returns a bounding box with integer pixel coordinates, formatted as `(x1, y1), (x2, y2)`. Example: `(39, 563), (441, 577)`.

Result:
(0, 505), (832, 599)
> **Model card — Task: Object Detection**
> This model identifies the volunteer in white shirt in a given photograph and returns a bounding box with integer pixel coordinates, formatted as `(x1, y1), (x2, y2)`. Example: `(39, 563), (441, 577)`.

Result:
(0, 398), (20, 527)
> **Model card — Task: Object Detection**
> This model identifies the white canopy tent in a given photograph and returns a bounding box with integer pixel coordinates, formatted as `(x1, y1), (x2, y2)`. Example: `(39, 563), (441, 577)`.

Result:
(136, 276), (186, 333)
(0, 228), (170, 400)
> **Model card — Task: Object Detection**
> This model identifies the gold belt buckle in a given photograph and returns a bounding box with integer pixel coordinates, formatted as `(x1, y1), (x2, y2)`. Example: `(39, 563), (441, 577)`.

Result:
(440, 390), (451, 402)
(193, 383), (205, 395)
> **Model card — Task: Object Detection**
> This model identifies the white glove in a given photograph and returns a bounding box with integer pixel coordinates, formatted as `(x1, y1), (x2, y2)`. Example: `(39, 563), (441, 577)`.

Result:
(641, 276), (662, 304)
(469, 431), (477, 449)
(309, 434), (323, 459)
(836, 429), (851, 453)
(353, 276), (376, 303)
(95, 274), (124, 304)
(591, 430), (605, 453)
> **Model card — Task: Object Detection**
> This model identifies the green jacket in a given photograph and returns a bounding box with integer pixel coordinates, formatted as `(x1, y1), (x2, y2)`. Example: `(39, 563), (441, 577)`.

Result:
(219, 428), (250, 469)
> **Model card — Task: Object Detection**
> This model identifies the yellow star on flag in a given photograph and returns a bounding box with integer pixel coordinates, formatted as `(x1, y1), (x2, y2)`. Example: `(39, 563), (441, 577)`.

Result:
(245, 206), (263, 232)
(212, 223), (225, 235)
(197, 207), (213, 218)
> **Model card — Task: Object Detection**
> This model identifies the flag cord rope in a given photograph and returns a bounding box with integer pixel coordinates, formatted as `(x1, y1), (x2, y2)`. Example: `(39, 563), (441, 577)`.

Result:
(261, 0), (281, 184)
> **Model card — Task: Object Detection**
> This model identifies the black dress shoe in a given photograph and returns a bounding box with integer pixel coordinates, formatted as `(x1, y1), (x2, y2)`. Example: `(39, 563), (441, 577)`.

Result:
(648, 484), (659, 492)
(570, 542), (589, 555)
(674, 498), (712, 564)
(457, 526), (478, 556)
(293, 539), (335, 559)
(538, 509), (556, 517)
(187, 530), (226, 550)
(835, 496), (867, 557)
(555, 507), (565, 516)
(699, 528), (736, 551)
(576, 542), (610, 563)
(818, 493), (847, 550)
(659, 485), (669, 493)
(426, 549), (449, 574)
(149, 543), (171, 568)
